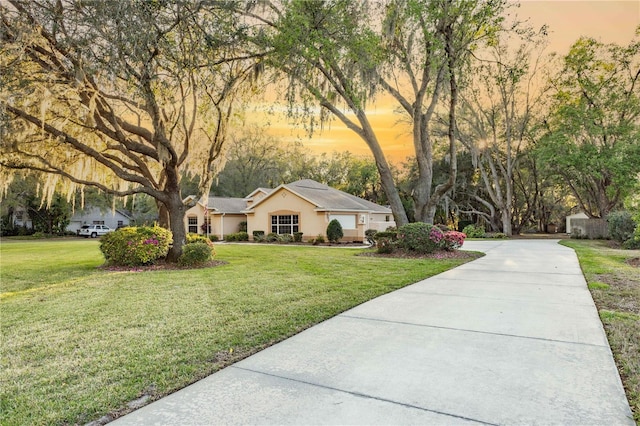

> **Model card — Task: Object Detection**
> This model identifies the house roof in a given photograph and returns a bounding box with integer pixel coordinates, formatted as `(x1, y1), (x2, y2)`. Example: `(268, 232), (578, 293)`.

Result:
(206, 197), (246, 214)
(247, 179), (392, 213)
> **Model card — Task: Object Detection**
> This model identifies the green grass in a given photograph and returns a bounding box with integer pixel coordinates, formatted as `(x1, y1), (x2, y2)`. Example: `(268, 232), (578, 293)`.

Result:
(0, 239), (477, 425)
(561, 239), (640, 423)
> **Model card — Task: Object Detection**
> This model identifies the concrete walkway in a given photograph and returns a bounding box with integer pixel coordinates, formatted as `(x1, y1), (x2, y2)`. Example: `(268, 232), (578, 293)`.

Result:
(112, 240), (634, 425)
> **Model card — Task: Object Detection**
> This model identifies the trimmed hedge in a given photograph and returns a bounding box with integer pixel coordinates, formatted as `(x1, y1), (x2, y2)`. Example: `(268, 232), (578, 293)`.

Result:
(396, 222), (441, 254)
(462, 224), (485, 238)
(100, 226), (172, 266)
(225, 232), (249, 242)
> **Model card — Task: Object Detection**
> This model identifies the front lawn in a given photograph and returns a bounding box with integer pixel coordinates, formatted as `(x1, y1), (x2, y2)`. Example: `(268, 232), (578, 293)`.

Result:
(562, 239), (640, 422)
(0, 240), (476, 425)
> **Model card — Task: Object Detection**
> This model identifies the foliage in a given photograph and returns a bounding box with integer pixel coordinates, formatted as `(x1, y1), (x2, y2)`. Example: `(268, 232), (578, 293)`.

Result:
(238, 221), (248, 233)
(224, 232), (249, 242)
(462, 224), (486, 238)
(293, 232), (304, 243)
(396, 222), (442, 254)
(326, 219), (344, 243)
(440, 231), (466, 251)
(266, 232), (280, 242)
(252, 230), (266, 242)
(376, 236), (395, 254)
(536, 35), (640, 218)
(365, 229), (378, 245)
(313, 235), (326, 245)
(209, 235), (219, 242)
(277, 234), (294, 243)
(607, 211), (637, 243)
(186, 233), (214, 246)
(491, 232), (507, 239)
(0, 1), (257, 261)
(99, 226), (172, 266)
(178, 242), (214, 267)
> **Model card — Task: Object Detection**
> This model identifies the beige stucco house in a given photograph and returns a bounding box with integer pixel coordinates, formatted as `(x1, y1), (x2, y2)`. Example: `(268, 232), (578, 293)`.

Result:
(183, 179), (395, 242)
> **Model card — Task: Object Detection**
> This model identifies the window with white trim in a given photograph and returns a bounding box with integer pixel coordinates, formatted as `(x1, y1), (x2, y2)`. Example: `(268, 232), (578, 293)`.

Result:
(271, 214), (299, 235)
(328, 214), (356, 230)
(188, 216), (198, 234)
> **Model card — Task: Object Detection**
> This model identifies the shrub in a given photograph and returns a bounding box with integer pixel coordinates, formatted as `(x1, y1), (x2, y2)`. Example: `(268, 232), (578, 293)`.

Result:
(100, 226), (172, 266)
(326, 219), (343, 243)
(440, 231), (466, 251)
(209, 235), (219, 242)
(266, 232), (279, 242)
(314, 234), (325, 245)
(607, 211), (636, 243)
(365, 229), (377, 245)
(462, 224), (485, 238)
(491, 232), (507, 239)
(396, 222), (442, 254)
(225, 232), (249, 242)
(376, 236), (394, 254)
(373, 231), (397, 241)
(186, 233), (211, 245)
(277, 234), (293, 243)
(178, 242), (213, 267)
(253, 230), (266, 242)
(238, 221), (247, 232)
(293, 232), (304, 242)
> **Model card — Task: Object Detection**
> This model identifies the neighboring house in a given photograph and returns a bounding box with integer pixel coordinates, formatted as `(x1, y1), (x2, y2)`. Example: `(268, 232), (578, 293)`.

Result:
(184, 179), (395, 242)
(10, 207), (33, 229)
(67, 207), (132, 234)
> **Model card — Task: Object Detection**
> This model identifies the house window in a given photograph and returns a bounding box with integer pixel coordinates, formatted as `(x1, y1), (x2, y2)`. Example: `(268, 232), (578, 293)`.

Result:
(385, 215), (390, 222)
(117, 220), (124, 227)
(271, 215), (299, 235)
(188, 216), (198, 234)
(328, 214), (356, 230)
(93, 220), (105, 225)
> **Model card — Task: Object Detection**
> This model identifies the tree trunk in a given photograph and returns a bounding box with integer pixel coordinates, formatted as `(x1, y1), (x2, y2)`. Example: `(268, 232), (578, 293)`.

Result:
(165, 191), (187, 263)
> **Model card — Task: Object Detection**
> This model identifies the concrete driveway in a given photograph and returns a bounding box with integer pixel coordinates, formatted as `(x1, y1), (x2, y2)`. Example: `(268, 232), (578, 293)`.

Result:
(111, 239), (634, 425)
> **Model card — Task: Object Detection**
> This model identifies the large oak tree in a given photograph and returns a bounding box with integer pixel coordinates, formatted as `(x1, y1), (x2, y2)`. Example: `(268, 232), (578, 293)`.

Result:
(0, 0), (257, 260)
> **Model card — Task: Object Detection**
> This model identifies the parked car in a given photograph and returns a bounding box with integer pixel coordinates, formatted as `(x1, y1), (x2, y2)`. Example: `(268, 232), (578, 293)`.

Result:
(77, 224), (113, 238)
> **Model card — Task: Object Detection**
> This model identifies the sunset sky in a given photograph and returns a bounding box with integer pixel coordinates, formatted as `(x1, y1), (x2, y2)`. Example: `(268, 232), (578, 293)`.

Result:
(246, 1), (640, 163)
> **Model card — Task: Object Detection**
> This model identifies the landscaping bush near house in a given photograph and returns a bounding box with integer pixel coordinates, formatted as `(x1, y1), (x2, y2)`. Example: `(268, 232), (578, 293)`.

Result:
(396, 222), (442, 254)
(313, 234), (325, 245)
(462, 224), (486, 238)
(365, 229), (377, 245)
(277, 234), (294, 243)
(607, 211), (636, 243)
(266, 232), (279, 242)
(224, 232), (249, 242)
(327, 219), (344, 243)
(253, 230), (266, 242)
(178, 242), (214, 266)
(100, 226), (172, 266)
(238, 221), (248, 233)
(293, 232), (304, 243)
(209, 235), (219, 242)
(376, 236), (394, 253)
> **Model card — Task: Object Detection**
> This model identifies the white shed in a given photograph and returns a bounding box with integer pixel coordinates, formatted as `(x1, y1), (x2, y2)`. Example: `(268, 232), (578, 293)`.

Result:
(566, 212), (589, 234)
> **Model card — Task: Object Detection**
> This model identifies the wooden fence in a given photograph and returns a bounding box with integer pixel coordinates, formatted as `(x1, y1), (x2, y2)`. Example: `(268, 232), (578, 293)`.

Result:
(570, 218), (609, 239)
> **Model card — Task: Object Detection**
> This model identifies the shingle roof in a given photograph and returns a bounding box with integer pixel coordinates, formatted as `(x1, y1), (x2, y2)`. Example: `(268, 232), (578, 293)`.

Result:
(206, 197), (246, 214)
(283, 179), (391, 213)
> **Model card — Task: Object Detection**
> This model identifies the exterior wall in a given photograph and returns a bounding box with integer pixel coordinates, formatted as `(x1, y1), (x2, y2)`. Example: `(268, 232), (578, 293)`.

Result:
(246, 188), (394, 242)
(570, 218), (609, 239)
(210, 214), (245, 239)
(67, 207), (131, 233)
(184, 204), (205, 235)
(368, 212), (395, 232)
(247, 188), (323, 241)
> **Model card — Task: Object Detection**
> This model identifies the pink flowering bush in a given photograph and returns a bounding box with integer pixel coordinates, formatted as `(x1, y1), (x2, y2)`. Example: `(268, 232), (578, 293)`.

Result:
(397, 222), (441, 253)
(440, 231), (466, 251)
(100, 226), (172, 266)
